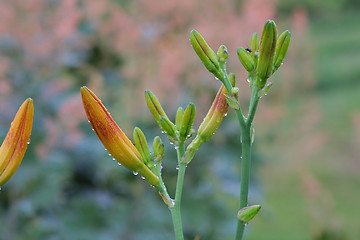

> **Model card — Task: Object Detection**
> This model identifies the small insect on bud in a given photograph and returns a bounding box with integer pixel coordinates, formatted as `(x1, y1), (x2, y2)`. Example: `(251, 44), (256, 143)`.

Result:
(179, 103), (196, 142)
(273, 30), (291, 72)
(237, 205), (261, 224)
(133, 127), (154, 169)
(237, 47), (256, 72)
(256, 20), (277, 89)
(190, 30), (223, 80)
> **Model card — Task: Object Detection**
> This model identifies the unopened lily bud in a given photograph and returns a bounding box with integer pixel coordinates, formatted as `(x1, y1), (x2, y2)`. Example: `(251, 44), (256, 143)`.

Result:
(249, 33), (260, 54)
(217, 45), (229, 63)
(81, 87), (160, 187)
(0, 98), (33, 188)
(237, 205), (261, 223)
(133, 127), (154, 169)
(256, 20), (277, 89)
(145, 90), (168, 124)
(190, 30), (223, 79)
(237, 47), (256, 72)
(182, 81), (234, 164)
(179, 103), (196, 141)
(273, 30), (291, 72)
(153, 136), (164, 162)
(175, 107), (184, 131)
(159, 117), (177, 140)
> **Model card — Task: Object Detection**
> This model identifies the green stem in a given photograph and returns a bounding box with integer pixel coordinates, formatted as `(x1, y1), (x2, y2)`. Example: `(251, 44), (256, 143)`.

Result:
(235, 86), (260, 240)
(170, 142), (186, 240)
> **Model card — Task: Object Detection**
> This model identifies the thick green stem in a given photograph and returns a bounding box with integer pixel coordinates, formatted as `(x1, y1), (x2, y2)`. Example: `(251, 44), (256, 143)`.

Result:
(170, 142), (186, 240)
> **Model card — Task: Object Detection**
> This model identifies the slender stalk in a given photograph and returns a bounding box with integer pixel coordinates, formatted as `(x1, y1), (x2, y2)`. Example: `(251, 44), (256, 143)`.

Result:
(170, 142), (186, 240)
(235, 86), (260, 240)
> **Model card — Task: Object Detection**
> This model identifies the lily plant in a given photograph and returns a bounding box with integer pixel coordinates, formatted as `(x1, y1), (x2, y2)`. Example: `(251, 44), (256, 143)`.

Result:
(81, 19), (290, 240)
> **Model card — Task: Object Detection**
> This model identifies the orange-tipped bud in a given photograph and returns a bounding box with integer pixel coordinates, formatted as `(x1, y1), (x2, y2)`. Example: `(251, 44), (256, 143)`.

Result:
(0, 98), (34, 188)
(81, 87), (160, 187)
(182, 80), (234, 164)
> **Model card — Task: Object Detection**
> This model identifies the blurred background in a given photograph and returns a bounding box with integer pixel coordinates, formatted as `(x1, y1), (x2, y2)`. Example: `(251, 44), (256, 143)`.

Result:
(0, 0), (359, 239)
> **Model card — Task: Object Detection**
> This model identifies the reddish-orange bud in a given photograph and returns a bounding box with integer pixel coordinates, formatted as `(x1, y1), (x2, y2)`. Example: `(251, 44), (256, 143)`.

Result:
(81, 87), (160, 186)
(0, 98), (34, 188)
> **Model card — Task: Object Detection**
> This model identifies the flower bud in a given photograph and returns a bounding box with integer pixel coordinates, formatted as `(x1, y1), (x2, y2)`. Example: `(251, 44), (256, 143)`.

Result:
(273, 30), (291, 72)
(175, 107), (184, 131)
(217, 45), (229, 63)
(237, 205), (261, 223)
(190, 30), (223, 79)
(133, 127), (154, 169)
(237, 47), (256, 72)
(256, 20), (277, 89)
(145, 90), (168, 124)
(159, 117), (177, 140)
(179, 103), (196, 141)
(81, 87), (160, 187)
(153, 136), (164, 162)
(0, 98), (33, 188)
(182, 80), (234, 164)
(249, 33), (260, 54)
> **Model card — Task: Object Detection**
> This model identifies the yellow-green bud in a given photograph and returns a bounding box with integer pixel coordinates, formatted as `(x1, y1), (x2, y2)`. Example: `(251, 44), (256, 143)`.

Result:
(237, 205), (261, 223)
(159, 117), (177, 140)
(217, 45), (229, 63)
(175, 107), (184, 131)
(179, 103), (196, 141)
(190, 30), (223, 79)
(273, 30), (291, 72)
(153, 136), (164, 162)
(256, 20), (277, 89)
(237, 47), (256, 72)
(249, 32), (260, 54)
(145, 90), (168, 124)
(133, 127), (153, 169)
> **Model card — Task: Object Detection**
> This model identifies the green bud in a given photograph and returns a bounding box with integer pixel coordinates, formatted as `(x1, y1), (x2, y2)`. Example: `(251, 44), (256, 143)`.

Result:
(133, 127), (154, 169)
(217, 45), (229, 63)
(273, 30), (291, 72)
(175, 107), (184, 131)
(249, 32), (260, 54)
(180, 103), (196, 141)
(153, 136), (164, 162)
(237, 47), (256, 72)
(190, 30), (223, 79)
(159, 117), (177, 140)
(145, 90), (168, 124)
(256, 20), (277, 89)
(237, 205), (261, 223)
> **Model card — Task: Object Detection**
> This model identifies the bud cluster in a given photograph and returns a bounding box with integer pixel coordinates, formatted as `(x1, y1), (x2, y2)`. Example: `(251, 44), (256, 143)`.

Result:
(236, 20), (291, 89)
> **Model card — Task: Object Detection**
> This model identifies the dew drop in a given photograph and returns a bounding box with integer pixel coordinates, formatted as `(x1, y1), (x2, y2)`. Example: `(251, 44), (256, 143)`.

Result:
(27, 139), (31, 145)
(108, 153), (112, 157)
(174, 146), (179, 150)
(176, 165), (179, 170)
(113, 158), (117, 161)
(224, 113), (228, 117)
(141, 176), (145, 180)
(117, 162), (121, 165)
(247, 78), (250, 83)
(92, 128), (95, 131)
(133, 171), (138, 176)
(161, 131), (165, 134)
(87, 120), (90, 123)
